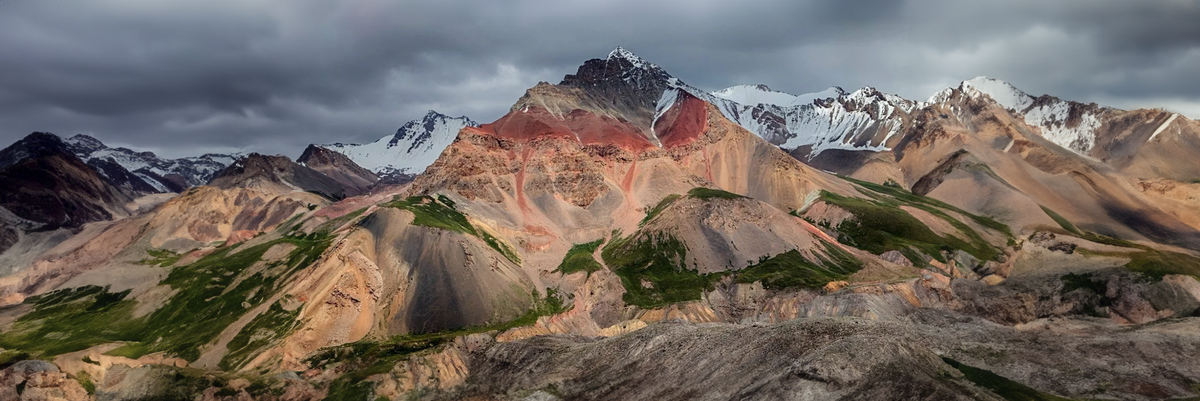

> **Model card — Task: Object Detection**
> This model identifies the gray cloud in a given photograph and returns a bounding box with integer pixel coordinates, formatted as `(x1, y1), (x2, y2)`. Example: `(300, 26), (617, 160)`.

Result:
(1, 0), (1198, 158)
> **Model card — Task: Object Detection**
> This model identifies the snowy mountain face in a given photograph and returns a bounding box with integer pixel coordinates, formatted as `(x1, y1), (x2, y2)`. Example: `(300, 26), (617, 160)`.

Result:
(942, 76), (1110, 155)
(321, 111), (478, 181)
(62, 134), (237, 192)
(708, 83), (918, 157)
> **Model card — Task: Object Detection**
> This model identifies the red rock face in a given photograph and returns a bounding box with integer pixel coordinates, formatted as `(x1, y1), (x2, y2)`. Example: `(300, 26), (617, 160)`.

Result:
(475, 107), (575, 141)
(562, 109), (656, 151)
(653, 92), (708, 149)
(474, 106), (656, 152)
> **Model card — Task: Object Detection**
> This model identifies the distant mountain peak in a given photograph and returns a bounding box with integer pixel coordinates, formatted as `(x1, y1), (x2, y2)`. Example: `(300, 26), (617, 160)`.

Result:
(319, 110), (477, 183)
(393, 111), (478, 148)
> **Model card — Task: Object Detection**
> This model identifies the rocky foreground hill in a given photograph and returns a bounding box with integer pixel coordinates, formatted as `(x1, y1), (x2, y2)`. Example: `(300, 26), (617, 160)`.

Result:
(1, 48), (1200, 401)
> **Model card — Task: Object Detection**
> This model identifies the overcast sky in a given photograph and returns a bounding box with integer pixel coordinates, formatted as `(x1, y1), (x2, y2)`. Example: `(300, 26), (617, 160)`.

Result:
(2, 0), (1199, 158)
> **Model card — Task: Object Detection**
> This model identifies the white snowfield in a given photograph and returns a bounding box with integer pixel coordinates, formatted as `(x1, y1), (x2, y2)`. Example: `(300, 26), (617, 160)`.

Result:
(322, 111), (477, 177)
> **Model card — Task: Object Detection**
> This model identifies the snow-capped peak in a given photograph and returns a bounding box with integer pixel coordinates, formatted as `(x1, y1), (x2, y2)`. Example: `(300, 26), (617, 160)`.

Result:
(322, 110), (477, 179)
(606, 46), (658, 71)
(63, 134), (106, 154)
(391, 111), (478, 148)
(960, 76), (1033, 112)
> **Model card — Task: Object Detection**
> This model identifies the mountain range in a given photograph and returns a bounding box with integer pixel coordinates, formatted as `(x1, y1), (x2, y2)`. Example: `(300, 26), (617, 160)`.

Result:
(1, 48), (1200, 401)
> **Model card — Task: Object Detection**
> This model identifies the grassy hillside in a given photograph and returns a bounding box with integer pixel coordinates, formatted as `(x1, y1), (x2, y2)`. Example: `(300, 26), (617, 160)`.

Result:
(813, 177), (1012, 267)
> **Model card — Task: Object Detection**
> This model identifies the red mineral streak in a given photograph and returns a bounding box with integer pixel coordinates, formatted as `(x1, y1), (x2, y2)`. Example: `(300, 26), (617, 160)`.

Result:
(473, 106), (656, 152)
(653, 92), (708, 149)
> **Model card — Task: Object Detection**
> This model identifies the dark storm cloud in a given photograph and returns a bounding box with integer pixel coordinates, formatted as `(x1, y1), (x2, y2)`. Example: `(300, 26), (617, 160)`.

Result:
(1, 0), (1198, 158)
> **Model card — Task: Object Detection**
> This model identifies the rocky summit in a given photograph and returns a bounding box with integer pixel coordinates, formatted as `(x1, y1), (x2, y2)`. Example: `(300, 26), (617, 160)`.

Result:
(2, 48), (1200, 401)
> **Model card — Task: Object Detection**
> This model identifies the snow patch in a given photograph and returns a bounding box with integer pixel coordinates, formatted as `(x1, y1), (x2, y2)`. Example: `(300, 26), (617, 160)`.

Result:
(1149, 113), (1180, 142)
(1023, 101), (1104, 154)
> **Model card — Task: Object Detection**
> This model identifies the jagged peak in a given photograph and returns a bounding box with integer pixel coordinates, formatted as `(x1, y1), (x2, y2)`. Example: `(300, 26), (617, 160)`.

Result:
(847, 86), (878, 97)
(387, 110), (478, 150)
(844, 86), (911, 106)
(560, 46), (675, 94)
(606, 46), (657, 70)
(418, 109), (478, 126)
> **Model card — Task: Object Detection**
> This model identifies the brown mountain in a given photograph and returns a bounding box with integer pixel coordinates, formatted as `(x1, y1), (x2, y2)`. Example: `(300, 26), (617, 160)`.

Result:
(296, 144), (379, 193)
